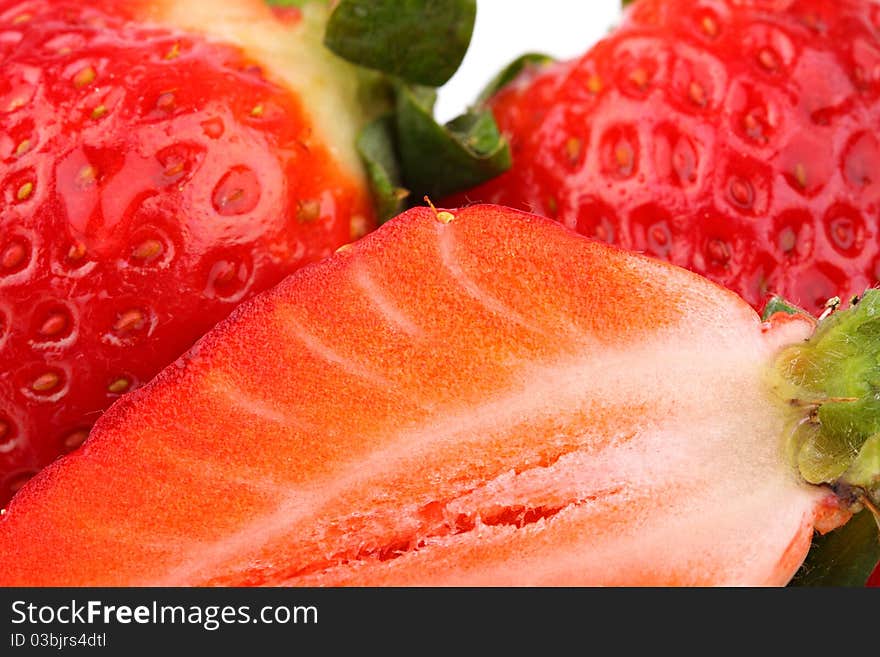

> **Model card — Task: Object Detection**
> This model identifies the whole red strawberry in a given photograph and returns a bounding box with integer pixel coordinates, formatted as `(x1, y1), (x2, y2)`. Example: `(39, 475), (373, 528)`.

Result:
(456, 0), (880, 314)
(0, 0), (378, 503)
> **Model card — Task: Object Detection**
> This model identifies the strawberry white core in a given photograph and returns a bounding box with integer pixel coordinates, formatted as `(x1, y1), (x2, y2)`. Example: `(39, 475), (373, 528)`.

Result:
(147, 0), (369, 178)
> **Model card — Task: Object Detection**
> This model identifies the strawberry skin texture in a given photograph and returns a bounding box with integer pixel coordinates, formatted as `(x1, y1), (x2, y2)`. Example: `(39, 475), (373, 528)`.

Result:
(0, 0), (374, 503)
(455, 0), (880, 314)
(0, 205), (845, 586)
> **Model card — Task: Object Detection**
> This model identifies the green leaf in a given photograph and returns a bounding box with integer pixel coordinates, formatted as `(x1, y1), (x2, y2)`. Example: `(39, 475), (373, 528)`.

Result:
(476, 53), (555, 105)
(395, 84), (511, 200)
(357, 116), (409, 224)
(790, 510), (880, 587)
(324, 0), (476, 87)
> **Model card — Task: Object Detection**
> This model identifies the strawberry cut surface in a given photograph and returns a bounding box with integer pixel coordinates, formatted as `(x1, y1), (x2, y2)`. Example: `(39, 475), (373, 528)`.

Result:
(454, 0), (880, 314)
(0, 0), (374, 504)
(0, 205), (849, 586)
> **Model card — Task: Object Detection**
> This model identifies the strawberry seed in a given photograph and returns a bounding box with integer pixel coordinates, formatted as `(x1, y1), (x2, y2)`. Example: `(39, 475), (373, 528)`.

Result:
(73, 65), (96, 88)
(1, 243), (26, 270)
(32, 372), (60, 392)
(107, 378), (130, 394)
(39, 312), (68, 338)
(114, 309), (145, 333)
(16, 182), (33, 201)
(131, 239), (163, 261)
(62, 429), (89, 451)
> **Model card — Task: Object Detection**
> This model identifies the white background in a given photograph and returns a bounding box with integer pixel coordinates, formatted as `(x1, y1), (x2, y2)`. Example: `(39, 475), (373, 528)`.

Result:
(435, 0), (622, 121)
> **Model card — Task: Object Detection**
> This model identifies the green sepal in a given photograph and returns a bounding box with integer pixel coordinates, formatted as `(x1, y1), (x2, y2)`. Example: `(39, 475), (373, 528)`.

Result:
(761, 296), (812, 322)
(778, 290), (880, 502)
(476, 53), (555, 104)
(357, 116), (410, 224)
(790, 509), (880, 587)
(797, 400), (880, 485)
(324, 0), (476, 87)
(842, 433), (880, 494)
(316, 0), (509, 212)
(395, 84), (512, 200)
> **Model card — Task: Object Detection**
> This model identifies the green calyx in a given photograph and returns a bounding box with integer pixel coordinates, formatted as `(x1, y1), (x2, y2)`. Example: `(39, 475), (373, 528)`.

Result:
(777, 291), (880, 586)
(394, 84), (511, 200)
(775, 290), (880, 509)
(317, 0), (514, 222)
(325, 0), (476, 88)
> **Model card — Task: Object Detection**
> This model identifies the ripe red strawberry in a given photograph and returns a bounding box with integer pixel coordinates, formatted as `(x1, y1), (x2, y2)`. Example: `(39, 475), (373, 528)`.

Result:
(0, 0), (379, 503)
(453, 0), (880, 315)
(1, 204), (876, 586)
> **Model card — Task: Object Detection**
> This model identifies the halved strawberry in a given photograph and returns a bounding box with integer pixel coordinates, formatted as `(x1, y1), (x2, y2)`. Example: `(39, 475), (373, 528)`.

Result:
(0, 0), (483, 505)
(1, 204), (875, 586)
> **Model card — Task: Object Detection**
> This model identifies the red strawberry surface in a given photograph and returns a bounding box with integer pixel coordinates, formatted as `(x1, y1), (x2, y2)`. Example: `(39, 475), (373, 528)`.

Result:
(454, 0), (880, 314)
(3, 204), (877, 587)
(0, 0), (375, 503)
